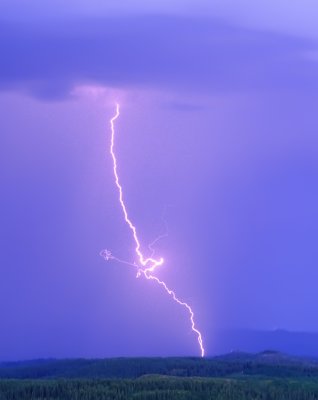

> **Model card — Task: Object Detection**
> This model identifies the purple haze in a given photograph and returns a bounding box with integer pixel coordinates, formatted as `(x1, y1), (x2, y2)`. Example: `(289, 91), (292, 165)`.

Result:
(1, 1), (318, 360)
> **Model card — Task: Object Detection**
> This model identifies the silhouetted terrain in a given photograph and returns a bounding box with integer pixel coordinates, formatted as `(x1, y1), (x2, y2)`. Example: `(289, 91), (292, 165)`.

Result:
(0, 351), (318, 400)
(214, 329), (318, 357)
(1, 351), (318, 379)
(1, 352), (318, 399)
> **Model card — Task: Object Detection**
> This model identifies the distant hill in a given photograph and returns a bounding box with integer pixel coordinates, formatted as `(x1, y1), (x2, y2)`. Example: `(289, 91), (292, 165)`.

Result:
(213, 329), (318, 357)
(1, 352), (318, 380)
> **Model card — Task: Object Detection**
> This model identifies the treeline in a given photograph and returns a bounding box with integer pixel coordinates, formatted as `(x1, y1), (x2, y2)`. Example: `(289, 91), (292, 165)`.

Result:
(1, 353), (318, 380)
(1, 376), (318, 400)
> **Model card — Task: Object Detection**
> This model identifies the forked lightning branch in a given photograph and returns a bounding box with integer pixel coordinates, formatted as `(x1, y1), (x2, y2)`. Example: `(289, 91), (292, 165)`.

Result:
(100, 104), (205, 357)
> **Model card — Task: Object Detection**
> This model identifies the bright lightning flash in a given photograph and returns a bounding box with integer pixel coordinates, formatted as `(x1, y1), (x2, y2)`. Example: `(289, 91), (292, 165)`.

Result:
(100, 104), (205, 357)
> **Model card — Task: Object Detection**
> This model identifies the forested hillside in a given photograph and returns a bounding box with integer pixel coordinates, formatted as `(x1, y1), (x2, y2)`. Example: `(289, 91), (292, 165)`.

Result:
(1, 353), (318, 399)
(1, 351), (318, 379)
(1, 376), (318, 400)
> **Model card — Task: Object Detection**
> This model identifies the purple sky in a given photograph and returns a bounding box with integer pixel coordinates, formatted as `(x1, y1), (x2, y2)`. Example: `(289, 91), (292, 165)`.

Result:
(1, 1), (318, 360)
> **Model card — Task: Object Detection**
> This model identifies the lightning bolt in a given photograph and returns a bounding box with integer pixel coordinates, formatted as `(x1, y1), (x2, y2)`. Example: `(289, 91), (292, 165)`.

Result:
(101, 103), (205, 357)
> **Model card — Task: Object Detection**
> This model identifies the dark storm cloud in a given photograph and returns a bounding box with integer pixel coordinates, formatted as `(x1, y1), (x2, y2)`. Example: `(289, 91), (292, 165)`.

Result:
(0, 15), (317, 99)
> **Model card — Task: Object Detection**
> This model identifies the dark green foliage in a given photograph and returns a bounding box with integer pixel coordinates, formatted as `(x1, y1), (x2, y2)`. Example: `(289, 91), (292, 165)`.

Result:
(1, 376), (318, 400)
(1, 354), (318, 399)
(1, 352), (318, 380)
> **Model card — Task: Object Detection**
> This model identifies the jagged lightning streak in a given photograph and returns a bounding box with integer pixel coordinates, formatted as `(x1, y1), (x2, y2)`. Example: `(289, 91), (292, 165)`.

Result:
(108, 104), (164, 273)
(101, 103), (204, 357)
